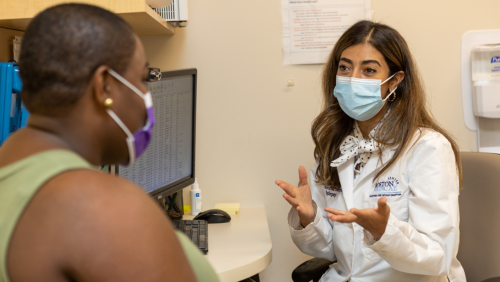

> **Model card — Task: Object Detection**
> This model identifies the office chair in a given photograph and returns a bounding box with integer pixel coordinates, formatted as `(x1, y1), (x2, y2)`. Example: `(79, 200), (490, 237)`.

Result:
(239, 274), (260, 282)
(458, 152), (500, 282)
(291, 257), (335, 282)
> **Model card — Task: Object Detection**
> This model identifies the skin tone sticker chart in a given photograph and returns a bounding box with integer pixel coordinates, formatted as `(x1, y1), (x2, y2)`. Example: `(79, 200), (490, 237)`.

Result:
(281, 0), (371, 65)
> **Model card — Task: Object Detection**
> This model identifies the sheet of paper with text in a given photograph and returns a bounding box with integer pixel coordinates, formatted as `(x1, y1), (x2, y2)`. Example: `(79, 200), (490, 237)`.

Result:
(282, 0), (371, 65)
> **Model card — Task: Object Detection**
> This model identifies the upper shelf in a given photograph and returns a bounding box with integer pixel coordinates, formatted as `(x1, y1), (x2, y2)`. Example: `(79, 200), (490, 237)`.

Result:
(0, 0), (175, 36)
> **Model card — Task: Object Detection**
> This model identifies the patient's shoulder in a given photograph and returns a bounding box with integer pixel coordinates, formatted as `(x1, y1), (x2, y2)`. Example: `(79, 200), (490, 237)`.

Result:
(42, 168), (158, 223)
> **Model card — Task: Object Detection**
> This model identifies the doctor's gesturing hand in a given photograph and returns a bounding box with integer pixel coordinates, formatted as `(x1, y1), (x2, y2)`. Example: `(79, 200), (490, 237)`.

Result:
(275, 166), (315, 228)
(325, 197), (390, 240)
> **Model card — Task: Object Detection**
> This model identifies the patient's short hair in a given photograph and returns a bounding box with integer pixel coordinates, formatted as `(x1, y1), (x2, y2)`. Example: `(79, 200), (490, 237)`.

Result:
(19, 3), (136, 116)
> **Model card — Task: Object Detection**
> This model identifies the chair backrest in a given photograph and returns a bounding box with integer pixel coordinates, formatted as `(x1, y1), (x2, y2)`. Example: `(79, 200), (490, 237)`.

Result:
(458, 152), (500, 282)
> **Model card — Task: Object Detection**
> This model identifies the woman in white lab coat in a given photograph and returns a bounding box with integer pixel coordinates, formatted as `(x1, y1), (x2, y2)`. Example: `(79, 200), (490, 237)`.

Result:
(276, 20), (466, 281)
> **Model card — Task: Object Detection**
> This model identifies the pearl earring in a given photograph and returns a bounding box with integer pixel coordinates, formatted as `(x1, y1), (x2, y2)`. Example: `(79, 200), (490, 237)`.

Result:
(104, 98), (113, 107)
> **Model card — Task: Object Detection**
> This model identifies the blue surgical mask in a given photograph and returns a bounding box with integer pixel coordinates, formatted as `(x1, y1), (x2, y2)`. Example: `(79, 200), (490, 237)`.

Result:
(333, 74), (397, 121)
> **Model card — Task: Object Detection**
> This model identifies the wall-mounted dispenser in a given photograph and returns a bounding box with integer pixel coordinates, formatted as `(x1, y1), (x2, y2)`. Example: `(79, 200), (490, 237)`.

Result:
(471, 44), (500, 118)
(462, 30), (500, 153)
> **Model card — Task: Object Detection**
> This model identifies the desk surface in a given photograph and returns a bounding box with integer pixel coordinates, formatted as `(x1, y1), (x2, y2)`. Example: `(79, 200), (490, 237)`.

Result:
(183, 207), (272, 282)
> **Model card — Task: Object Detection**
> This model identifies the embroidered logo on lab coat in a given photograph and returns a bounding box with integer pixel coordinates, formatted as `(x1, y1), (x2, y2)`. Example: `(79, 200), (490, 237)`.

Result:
(325, 187), (342, 198)
(370, 177), (401, 198)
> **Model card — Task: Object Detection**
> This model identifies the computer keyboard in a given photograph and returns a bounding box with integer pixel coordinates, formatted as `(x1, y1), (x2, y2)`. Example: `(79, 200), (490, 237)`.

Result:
(173, 219), (208, 254)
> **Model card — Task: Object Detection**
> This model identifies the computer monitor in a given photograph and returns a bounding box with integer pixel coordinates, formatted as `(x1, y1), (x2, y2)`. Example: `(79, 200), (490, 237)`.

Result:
(117, 68), (197, 201)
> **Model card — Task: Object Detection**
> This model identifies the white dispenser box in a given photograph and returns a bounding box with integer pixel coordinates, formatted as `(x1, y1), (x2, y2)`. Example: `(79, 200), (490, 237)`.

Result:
(471, 44), (500, 118)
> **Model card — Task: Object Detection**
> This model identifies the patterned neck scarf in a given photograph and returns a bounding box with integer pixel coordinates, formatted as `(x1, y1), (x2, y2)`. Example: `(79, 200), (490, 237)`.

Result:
(330, 111), (389, 179)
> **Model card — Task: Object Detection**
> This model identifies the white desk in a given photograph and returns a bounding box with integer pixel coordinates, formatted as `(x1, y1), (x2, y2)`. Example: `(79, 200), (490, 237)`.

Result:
(183, 207), (272, 282)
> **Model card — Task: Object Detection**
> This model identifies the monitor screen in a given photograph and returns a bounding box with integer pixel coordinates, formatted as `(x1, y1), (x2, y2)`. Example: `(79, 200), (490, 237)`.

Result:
(117, 69), (197, 197)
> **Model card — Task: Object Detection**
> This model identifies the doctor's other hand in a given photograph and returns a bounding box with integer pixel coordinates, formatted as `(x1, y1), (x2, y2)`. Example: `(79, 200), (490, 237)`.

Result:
(325, 197), (390, 240)
(275, 166), (315, 227)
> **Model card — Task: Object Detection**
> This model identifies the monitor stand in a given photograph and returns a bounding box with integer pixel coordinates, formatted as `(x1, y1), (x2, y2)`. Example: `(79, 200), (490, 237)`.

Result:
(157, 191), (184, 220)
(109, 165), (185, 220)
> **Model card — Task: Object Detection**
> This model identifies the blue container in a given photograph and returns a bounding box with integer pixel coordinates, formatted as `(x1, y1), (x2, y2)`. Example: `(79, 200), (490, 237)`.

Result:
(0, 62), (28, 145)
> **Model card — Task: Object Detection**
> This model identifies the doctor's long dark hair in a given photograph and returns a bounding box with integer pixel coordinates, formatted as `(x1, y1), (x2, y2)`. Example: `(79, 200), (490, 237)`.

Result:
(312, 20), (463, 190)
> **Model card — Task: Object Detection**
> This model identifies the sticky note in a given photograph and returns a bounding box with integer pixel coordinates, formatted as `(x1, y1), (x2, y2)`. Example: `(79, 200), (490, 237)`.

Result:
(214, 203), (240, 214)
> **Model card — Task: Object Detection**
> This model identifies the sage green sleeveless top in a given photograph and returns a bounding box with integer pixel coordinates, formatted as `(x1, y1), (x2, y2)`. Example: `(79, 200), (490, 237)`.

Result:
(0, 150), (219, 282)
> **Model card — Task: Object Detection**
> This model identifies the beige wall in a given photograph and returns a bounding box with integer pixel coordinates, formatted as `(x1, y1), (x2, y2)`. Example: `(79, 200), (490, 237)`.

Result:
(140, 0), (500, 281)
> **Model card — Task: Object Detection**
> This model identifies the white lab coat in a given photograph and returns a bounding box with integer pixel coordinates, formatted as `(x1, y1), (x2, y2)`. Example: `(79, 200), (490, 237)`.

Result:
(288, 129), (466, 282)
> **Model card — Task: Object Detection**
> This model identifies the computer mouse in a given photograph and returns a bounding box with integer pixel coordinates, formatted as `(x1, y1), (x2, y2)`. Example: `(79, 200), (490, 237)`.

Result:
(193, 209), (231, 224)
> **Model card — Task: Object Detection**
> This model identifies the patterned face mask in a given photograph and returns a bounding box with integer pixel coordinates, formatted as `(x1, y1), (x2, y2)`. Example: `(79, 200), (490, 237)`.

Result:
(106, 69), (156, 166)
